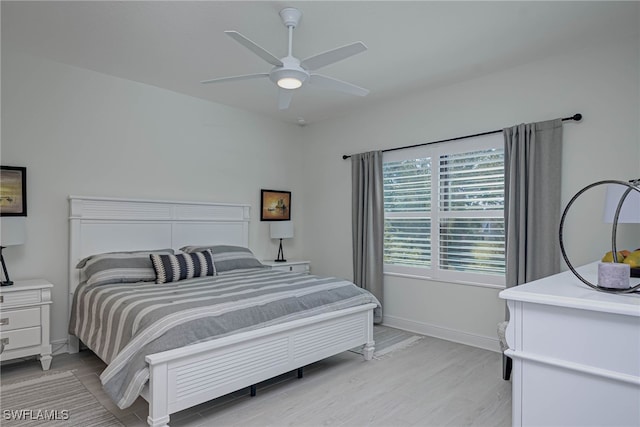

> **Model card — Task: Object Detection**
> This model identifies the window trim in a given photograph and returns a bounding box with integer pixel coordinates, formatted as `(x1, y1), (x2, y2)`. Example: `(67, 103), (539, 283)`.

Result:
(383, 133), (505, 288)
(383, 270), (507, 290)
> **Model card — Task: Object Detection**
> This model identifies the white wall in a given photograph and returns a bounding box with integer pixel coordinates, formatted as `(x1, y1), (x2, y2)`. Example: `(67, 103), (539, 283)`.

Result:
(302, 38), (640, 350)
(1, 51), (305, 348)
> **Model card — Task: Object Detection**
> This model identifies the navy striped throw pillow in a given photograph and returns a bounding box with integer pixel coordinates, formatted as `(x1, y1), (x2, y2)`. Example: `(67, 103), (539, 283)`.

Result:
(150, 250), (216, 284)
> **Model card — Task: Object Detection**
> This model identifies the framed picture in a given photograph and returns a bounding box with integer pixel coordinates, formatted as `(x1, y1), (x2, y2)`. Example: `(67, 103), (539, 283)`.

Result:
(0, 166), (27, 216)
(261, 189), (291, 221)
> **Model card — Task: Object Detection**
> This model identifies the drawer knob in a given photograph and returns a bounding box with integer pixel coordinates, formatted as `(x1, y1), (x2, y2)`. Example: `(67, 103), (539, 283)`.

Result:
(0, 318), (8, 326)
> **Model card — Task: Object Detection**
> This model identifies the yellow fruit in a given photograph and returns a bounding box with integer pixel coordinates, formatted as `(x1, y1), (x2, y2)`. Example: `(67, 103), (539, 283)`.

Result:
(623, 251), (640, 268)
(602, 251), (626, 263)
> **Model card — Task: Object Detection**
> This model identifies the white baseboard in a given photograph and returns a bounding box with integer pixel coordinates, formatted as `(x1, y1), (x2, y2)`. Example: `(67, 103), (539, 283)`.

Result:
(51, 338), (69, 355)
(382, 315), (501, 353)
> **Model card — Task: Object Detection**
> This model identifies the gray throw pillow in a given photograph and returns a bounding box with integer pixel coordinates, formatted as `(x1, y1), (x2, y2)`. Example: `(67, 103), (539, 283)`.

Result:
(180, 245), (265, 273)
(77, 249), (175, 286)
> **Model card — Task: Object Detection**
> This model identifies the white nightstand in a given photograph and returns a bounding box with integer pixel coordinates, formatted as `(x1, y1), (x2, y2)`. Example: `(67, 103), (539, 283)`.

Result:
(262, 260), (310, 274)
(0, 279), (53, 370)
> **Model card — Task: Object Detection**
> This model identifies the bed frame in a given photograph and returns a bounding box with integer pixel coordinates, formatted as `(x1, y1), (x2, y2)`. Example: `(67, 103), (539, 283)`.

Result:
(68, 196), (375, 427)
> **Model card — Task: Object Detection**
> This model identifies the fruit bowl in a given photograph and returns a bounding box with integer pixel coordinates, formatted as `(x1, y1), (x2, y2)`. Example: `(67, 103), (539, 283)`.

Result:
(601, 249), (640, 277)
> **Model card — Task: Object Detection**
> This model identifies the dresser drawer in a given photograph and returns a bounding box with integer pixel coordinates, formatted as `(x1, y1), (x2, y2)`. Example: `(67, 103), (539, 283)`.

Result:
(0, 290), (42, 308)
(0, 326), (42, 352)
(0, 308), (41, 332)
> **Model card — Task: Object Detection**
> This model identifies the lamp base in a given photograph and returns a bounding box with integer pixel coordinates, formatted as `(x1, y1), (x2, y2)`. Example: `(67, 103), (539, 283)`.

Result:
(0, 250), (13, 287)
(274, 239), (287, 263)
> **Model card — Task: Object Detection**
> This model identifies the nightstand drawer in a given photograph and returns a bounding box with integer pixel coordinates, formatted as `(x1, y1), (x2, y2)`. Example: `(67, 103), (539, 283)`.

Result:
(0, 290), (41, 308)
(0, 308), (41, 332)
(262, 261), (310, 274)
(270, 264), (310, 273)
(0, 326), (42, 351)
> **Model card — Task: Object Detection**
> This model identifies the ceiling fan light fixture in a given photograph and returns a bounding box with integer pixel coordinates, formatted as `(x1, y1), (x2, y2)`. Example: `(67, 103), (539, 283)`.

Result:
(272, 67), (307, 89)
(277, 77), (302, 89)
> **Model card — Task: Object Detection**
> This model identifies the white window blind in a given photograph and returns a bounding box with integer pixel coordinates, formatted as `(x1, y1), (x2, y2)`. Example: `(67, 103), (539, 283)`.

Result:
(383, 158), (431, 267)
(383, 134), (505, 287)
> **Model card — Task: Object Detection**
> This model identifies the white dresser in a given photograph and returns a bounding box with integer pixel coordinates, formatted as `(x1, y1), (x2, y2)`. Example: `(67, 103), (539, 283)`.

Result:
(499, 263), (640, 427)
(0, 279), (53, 370)
(261, 260), (310, 274)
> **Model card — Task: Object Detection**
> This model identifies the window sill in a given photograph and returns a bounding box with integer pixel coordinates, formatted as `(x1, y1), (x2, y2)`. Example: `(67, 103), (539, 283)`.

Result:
(383, 271), (506, 290)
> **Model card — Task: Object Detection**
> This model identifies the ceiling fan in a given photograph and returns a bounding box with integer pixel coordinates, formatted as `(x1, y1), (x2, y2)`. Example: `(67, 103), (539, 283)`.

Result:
(201, 7), (369, 111)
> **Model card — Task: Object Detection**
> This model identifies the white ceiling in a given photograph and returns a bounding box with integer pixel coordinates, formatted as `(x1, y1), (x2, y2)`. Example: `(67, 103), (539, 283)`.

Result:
(3, 1), (638, 125)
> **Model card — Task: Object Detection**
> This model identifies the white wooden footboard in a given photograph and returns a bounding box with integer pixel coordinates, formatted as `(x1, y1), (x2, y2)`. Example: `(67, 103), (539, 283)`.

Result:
(144, 303), (376, 427)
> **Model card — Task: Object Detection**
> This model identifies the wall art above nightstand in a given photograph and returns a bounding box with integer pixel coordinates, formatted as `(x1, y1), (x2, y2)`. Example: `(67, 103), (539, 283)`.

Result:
(0, 166), (27, 216)
(261, 189), (291, 221)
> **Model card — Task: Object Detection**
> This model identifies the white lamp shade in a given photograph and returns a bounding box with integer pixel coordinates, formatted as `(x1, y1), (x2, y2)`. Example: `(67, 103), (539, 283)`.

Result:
(0, 217), (26, 246)
(603, 184), (640, 224)
(270, 221), (293, 239)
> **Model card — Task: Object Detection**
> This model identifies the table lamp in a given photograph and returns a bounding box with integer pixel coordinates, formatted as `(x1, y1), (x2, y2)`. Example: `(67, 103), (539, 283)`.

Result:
(0, 217), (26, 286)
(270, 221), (293, 262)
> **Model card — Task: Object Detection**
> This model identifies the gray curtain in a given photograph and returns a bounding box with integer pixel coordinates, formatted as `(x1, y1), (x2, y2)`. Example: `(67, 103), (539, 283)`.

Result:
(504, 118), (564, 289)
(351, 151), (384, 308)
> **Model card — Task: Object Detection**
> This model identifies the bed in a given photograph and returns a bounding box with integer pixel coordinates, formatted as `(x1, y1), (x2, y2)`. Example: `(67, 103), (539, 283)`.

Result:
(67, 196), (378, 427)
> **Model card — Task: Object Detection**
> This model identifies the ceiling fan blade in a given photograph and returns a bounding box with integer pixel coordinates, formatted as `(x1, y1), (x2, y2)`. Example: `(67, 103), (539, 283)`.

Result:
(200, 73), (269, 84)
(309, 74), (370, 97)
(278, 89), (294, 110)
(301, 42), (367, 71)
(225, 31), (283, 67)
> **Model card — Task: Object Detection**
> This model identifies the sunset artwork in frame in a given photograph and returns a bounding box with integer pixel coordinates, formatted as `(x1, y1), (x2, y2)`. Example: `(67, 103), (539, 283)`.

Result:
(0, 166), (27, 216)
(261, 189), (291, 221)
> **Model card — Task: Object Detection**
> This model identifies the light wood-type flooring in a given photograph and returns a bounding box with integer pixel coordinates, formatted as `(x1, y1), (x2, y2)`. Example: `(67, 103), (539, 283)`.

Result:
(0, 333), (511, 426)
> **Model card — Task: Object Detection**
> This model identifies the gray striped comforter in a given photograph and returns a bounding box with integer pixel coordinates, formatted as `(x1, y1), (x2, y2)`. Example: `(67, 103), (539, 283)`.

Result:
(69, 268), (380, 409)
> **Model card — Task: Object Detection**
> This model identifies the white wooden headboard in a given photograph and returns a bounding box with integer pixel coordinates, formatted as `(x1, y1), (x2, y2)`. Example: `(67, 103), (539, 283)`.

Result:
(68, 196), (251, 296)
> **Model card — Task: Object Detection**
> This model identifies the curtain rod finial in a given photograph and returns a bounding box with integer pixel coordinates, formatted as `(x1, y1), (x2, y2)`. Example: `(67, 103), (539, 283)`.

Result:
(342, 155), (350, 160)
(573, 113), (582, 121)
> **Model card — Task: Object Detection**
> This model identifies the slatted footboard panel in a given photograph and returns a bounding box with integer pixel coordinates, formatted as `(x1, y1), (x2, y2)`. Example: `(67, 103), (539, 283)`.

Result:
(144, 304), (376, 425)
(169, 337), (290, 406)
(293, 313), (368, 363)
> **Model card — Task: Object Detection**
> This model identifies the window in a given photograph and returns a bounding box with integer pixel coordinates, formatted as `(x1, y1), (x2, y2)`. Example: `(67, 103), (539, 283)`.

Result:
(383, 134), (505, 287)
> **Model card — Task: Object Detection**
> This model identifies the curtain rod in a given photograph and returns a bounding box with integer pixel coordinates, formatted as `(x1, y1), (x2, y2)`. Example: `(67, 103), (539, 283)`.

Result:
(341, 113), (582, 160)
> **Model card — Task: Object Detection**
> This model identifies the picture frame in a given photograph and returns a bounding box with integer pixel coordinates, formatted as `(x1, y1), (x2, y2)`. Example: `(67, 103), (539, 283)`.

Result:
(0, 166), (27, 216)
(260, 189), (291, 221)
